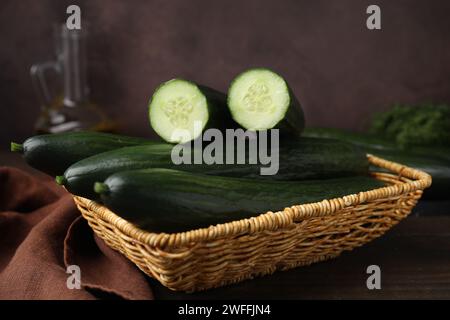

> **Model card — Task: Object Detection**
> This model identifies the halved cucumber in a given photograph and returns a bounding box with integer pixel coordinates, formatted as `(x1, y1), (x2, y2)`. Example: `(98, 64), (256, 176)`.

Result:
(227, 68), (304, 136)
(148, 79), (232, 143)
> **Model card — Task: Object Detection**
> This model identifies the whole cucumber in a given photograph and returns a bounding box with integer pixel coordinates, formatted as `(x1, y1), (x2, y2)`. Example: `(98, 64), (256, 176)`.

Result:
(304, 127), (450, 162)
(58, 137), (369, 199)
(304, 127), (449, 199)
(94, 168), (386, 233)
(11, 132), (154, 176)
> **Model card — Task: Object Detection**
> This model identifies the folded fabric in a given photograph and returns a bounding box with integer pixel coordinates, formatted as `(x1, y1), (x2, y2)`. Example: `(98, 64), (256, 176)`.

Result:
(0, 167), (153, 300)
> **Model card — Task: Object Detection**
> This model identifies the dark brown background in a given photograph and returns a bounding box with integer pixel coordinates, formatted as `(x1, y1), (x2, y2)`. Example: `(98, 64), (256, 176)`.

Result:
(1, 0), (450, 148)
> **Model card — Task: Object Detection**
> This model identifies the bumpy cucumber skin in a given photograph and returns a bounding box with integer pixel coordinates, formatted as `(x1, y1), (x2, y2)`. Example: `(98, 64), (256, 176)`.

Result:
(18, 132), (153, 176)
(62, 137), (368, 200)
(97, 168), (385, 233)
(227, 68), (305, 137)
(148, 79), (236, 143)
(304, 127), (449, 200)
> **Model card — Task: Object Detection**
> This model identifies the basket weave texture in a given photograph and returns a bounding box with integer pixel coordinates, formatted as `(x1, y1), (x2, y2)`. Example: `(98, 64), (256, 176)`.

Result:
(74, 154), (431, 292)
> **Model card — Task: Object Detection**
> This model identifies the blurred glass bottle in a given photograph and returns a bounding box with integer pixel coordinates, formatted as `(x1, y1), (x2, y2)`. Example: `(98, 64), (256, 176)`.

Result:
(31, 24), (116, 133)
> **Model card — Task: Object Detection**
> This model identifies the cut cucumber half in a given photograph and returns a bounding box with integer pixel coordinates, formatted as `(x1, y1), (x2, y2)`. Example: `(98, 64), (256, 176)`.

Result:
(149, 79), (231, 143)
(227, 68), (304, 135)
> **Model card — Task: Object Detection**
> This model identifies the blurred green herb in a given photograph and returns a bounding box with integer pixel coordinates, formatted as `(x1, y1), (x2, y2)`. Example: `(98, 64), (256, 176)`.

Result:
(370, 103), (450, 148)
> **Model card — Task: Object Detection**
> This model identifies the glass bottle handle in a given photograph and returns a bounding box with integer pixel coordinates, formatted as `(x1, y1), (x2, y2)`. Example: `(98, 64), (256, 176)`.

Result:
(30, 61), (61, 108)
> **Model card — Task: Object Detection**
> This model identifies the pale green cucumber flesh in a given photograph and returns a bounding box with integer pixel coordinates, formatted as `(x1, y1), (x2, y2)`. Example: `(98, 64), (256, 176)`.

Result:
(228, 68), (291, 130)
(149, 79), (209, 143)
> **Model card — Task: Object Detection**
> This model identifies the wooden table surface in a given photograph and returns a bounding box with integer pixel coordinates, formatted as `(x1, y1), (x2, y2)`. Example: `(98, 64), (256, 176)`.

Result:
(2, 151), (450, 299)
(150, 215), (450, 299)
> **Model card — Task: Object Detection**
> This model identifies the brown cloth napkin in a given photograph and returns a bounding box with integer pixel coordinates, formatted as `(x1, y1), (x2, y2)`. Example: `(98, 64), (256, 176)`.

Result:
(0, 167), (154, 300)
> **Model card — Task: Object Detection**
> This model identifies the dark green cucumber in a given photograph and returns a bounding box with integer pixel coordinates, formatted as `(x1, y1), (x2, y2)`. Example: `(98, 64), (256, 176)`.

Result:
(304, 127), (449, 200)
(304, 128), (394, 150)
(59, 143), (174, 199)
(58, 137), (369, 199)
(304, 127), (450, 162)
(227, 68), (304, 137)
(11, 132), (154, 176)
(94, 169), (385, 233)
(148, 79), (235, 143)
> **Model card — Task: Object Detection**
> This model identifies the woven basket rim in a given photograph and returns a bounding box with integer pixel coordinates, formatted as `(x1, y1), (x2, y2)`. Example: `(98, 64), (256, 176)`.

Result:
(73, 154), (432, 247)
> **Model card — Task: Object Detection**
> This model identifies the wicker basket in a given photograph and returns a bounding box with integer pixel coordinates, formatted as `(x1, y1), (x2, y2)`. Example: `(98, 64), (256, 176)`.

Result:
(73, 154), (431, 292)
